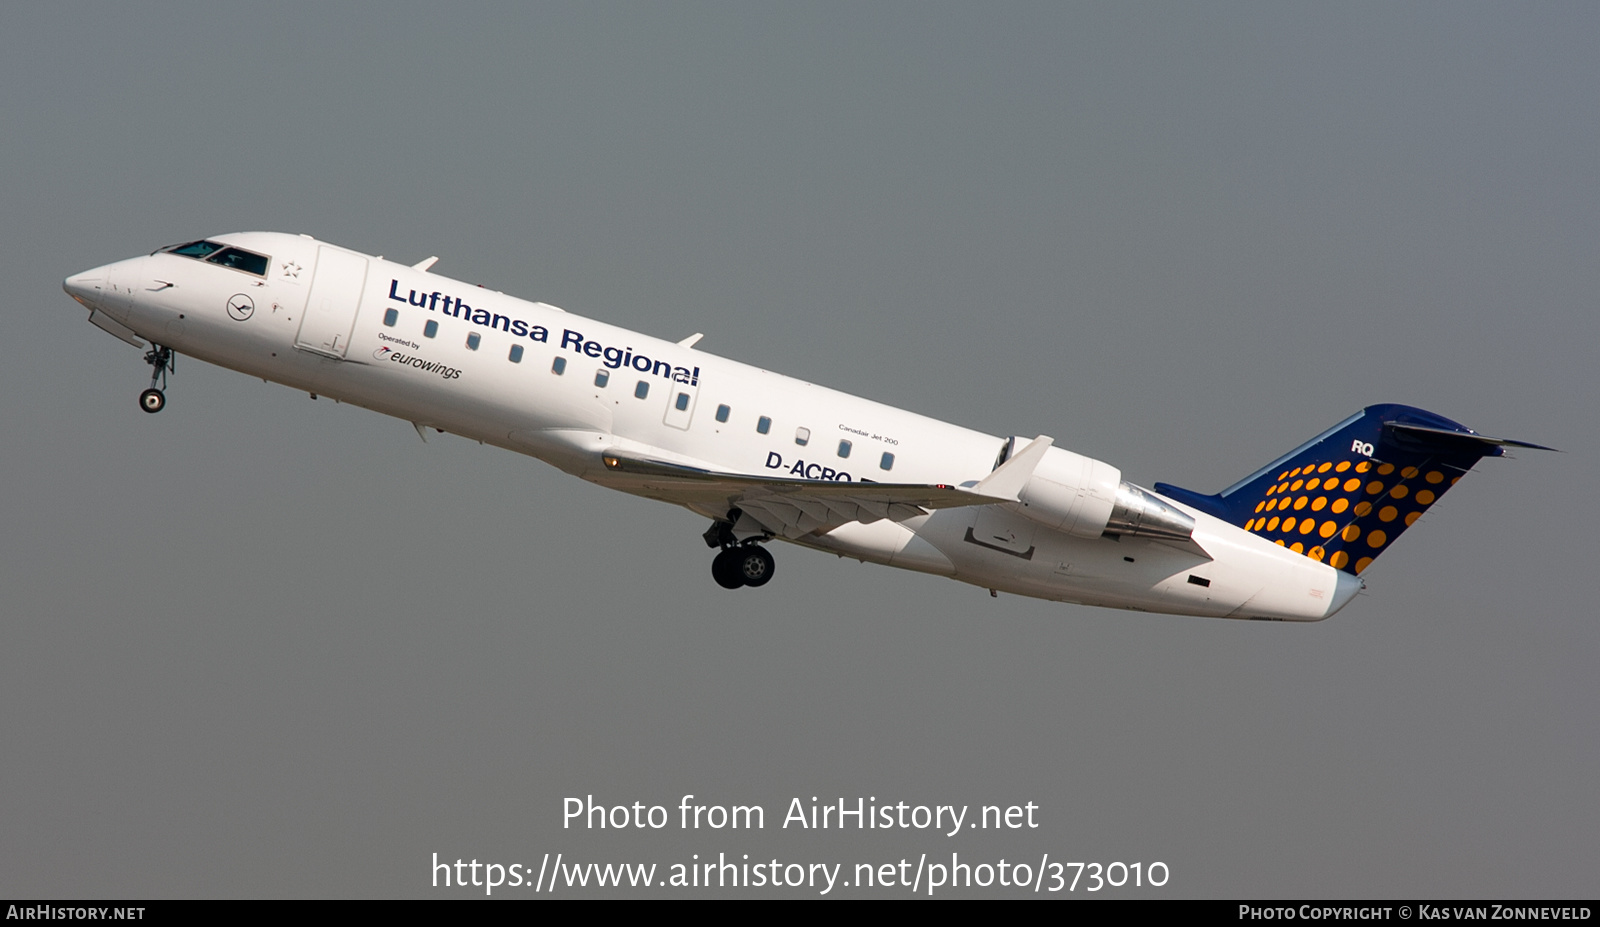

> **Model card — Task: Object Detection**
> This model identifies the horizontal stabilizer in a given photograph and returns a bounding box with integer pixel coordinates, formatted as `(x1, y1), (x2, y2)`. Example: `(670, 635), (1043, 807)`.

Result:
(1385, 421), (1558, 452)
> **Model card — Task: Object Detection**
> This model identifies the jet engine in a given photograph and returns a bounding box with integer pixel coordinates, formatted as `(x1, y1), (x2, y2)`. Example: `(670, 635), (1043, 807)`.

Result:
(1002, 439), (1196, 543)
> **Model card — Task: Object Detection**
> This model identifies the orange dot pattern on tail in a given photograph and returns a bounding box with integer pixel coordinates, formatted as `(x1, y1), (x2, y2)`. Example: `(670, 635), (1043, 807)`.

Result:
(1242, 461), (1459, 574)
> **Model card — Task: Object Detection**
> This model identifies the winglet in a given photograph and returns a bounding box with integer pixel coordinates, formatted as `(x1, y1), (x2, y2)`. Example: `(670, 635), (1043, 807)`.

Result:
(974, 436), (1054, 501)
(411, 256), (439, 272)
(677, 332), (704, 348)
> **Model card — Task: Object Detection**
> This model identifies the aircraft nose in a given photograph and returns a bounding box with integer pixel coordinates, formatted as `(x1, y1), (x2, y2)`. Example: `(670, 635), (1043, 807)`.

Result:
(63, 266), (110, 310)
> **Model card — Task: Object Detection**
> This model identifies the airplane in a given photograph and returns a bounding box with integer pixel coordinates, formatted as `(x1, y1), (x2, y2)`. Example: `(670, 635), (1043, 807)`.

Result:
(62, 232), (1552, 621)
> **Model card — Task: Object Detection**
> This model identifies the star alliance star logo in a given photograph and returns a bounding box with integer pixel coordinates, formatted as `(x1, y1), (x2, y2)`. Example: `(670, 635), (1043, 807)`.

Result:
(280, 261), (301, 278)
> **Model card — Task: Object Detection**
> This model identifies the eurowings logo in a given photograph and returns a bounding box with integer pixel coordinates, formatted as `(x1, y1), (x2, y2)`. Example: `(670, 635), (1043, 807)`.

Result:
(373, 345), (462, 379)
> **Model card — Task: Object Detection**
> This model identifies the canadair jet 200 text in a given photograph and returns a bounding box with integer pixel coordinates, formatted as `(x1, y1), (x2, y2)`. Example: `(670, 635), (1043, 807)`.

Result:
(62, 233), (1551, 620)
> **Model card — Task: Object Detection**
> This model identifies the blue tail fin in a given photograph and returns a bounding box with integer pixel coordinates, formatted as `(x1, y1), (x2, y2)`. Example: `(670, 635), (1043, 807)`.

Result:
(1154, 404), (1552, 575)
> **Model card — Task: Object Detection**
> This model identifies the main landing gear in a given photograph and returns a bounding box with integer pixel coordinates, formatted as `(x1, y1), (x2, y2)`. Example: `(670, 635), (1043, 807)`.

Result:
(139, 344), (174, 414)
(712, 545), (775, 590)
(704, 512), (776, 590)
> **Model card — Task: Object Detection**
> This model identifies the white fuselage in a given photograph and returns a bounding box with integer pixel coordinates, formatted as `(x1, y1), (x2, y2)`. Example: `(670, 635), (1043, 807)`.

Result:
(66, 232), (1359, 621)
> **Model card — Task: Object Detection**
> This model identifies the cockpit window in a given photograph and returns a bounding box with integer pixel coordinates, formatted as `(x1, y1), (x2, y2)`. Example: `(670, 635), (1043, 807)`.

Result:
(164, 240), (224, 258)
(162, 240), (271, 277)
(204, 247), (270, 276)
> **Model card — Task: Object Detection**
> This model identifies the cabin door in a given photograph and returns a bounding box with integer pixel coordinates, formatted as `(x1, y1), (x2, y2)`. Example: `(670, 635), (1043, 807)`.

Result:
(295, 247), (369, 359)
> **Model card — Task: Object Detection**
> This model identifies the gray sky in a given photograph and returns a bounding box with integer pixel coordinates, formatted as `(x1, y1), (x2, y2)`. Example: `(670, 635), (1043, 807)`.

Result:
(3, 2), (1594, 898)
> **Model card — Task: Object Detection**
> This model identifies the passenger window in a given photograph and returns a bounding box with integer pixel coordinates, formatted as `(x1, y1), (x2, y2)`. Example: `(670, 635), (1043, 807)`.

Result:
(838, 439), (851, 458)
(795, 427), (810, 446)
(466, 332), (480, 351)
(424, 320), (439, 338)
(757, 416), (771, 435)
(594, 369), (609, 387)
(880, 452), (895, 471)
(715, 404), (730, 423)
(551, 356), (566, 375)
(205, 247), (270, 276)
(383, 308), (398, 327)
(635, 381), (650, 399)
(675, 392), (689, 411)
(508, 345), (523, 363)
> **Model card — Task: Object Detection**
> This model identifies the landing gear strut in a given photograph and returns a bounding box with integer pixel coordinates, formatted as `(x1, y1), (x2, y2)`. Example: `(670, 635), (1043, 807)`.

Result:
(139, 344), (174, 414)
(704, 511), (776, 589)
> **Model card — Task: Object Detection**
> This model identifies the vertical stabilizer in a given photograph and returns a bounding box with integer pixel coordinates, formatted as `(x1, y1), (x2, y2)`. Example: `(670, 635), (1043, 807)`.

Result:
(1155, 404), (1552, 575)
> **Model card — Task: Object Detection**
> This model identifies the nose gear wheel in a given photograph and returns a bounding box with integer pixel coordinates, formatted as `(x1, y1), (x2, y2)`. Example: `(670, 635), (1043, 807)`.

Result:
(139, 344), (174, 413)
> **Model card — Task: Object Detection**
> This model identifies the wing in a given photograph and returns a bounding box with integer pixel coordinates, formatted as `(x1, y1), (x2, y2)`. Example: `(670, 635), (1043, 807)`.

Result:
(596, 444), (1046, 539)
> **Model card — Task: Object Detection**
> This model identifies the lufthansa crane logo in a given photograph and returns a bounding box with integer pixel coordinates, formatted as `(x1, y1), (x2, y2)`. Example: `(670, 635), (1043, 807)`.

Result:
(225, 293), (255, 321)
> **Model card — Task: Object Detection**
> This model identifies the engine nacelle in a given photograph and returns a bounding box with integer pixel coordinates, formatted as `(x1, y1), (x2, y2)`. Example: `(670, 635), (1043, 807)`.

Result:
(1007, 441), (1122, 539)
(1004, 438), (1197, 543)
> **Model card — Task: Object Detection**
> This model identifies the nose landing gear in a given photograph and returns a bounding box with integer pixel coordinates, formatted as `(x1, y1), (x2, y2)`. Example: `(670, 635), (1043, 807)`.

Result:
(139, 344), (174, 414)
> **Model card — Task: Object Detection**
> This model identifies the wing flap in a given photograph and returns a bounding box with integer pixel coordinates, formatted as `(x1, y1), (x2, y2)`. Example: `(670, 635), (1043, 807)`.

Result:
(598, 449), (1007, 538)
(599, 450), (1001, 508)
